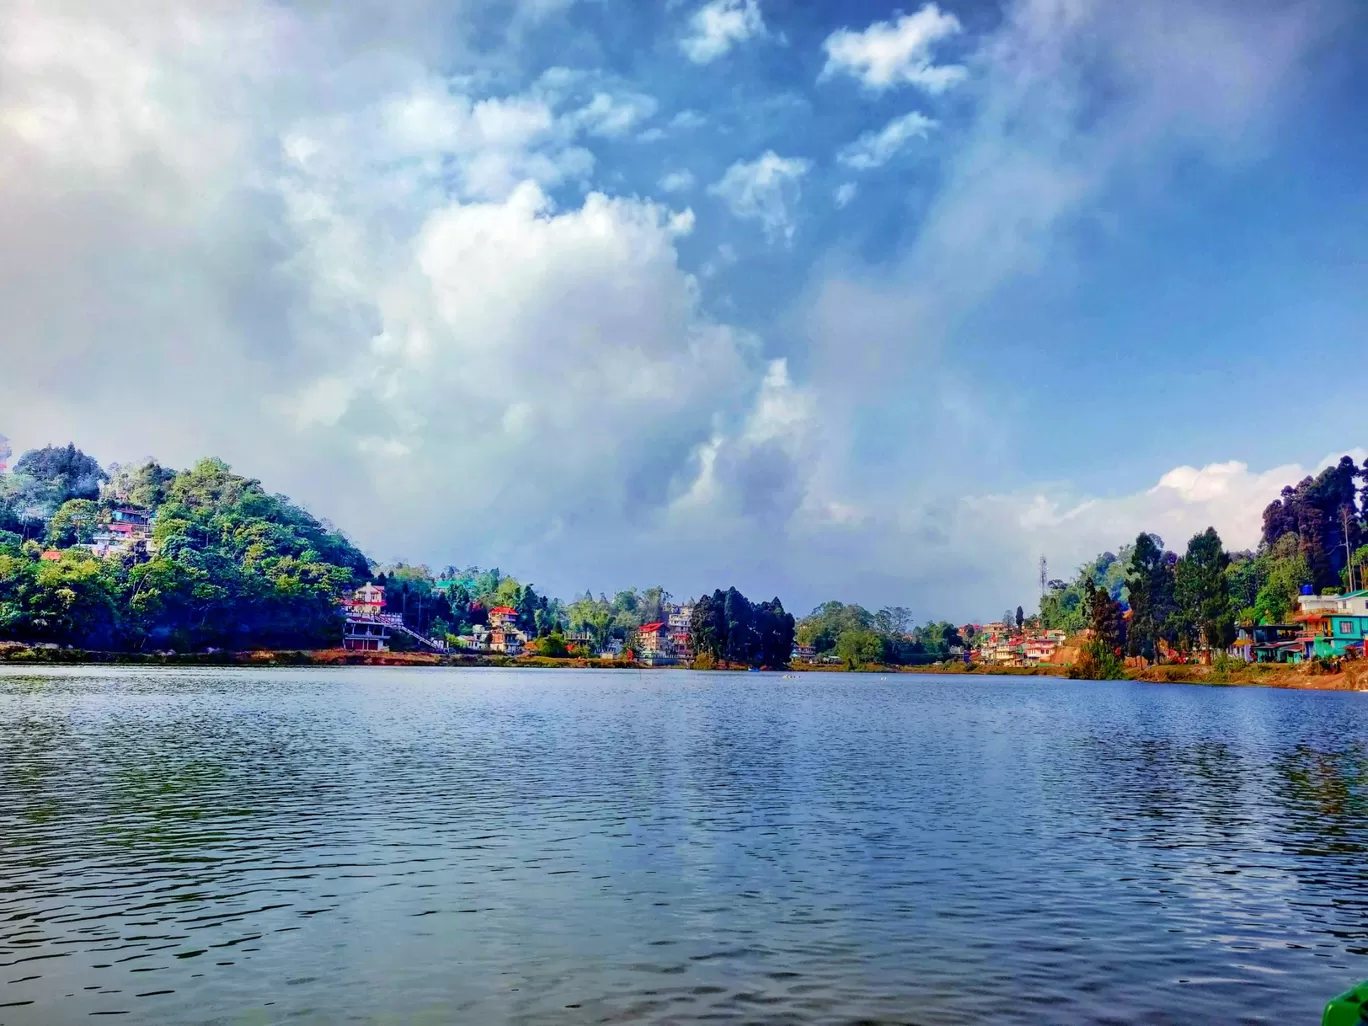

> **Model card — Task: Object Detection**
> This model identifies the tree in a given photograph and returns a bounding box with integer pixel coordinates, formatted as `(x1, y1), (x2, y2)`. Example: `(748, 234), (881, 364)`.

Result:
(46, 499), (100, 547)
(1015, 606), (1024, 629)
(722, 587), (756, 664)
(14, 444), (108, 505)
(1260, 456), (1363, 591)
(836, 629), (882, 669)
(689, 593), (725, 662)
(1083, 575), (1124, 655)
(1125, 532), (1176, 663)
(103, 461), (176, 509)
(754, 597), (796, 667)
(1174, 527), (1234, 653)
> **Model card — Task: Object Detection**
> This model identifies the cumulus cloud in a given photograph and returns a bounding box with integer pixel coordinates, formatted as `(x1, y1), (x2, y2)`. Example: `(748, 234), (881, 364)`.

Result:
(0, 0), (1350, 619)
(837, 111), (936, 170)
(0, 0), (795, 595)
(680, 0), (766, 64)
(821, 4), (965, 93)
(834, 182), (858, 208)
(708, 150), (812, 242)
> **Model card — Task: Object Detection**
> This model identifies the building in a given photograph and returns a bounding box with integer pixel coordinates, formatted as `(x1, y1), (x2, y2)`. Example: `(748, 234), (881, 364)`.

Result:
(791, 643), (816, 662)
(343, 617), (391, 652)
(343, 583), (386, 618)
(636, 622), (674, 665)
(86, 507), (155, 560)
(1234, 624), (1306, 663)
(489, 622), (526, 655)
(666, 603), (693, 661)
(488, 606), (518, 627)
(342, 583), (391, 651)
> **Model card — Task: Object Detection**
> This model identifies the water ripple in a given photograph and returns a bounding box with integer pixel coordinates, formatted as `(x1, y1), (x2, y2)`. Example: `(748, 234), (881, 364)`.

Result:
(1, 666), (1366, 1024)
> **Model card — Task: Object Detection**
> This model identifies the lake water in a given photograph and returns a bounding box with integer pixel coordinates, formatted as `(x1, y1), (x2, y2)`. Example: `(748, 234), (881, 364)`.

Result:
(1, 667), (1366, 1025)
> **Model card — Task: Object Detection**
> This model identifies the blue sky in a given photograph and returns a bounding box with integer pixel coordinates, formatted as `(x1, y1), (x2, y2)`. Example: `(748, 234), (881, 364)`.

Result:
(1, 0), (1366, 619)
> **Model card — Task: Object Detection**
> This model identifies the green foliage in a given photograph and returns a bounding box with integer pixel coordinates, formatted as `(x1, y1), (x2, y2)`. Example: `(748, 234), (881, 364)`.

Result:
(796, 601), (872, 652)
(795, 601), (949, 665)
(14, 444), (107, 505)
(690, 588), (795, 667)
(1041, 549), (1132, 632)
(46, 499), (100, 547)
(836, 628), (883, 669)
(103, 461), (176, 509)
(1126, 532), (1176, 663)
(0, 454), (371, 652)
(1174, 527), (1235, 652)
(537, 633), (569, 658)
(1067, 638), (1126, 680)
(1261, 455), (1364, 592)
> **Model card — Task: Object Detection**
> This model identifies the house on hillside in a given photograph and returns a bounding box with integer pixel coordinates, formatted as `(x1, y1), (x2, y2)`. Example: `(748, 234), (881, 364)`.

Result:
(342, 583), (391, 651)
(489, 606), (518, 627)
(343, 617), (391, 652)
(343, 583), (386, 617)
(666, 604), (693, 661)
(636, 622), (675, 665)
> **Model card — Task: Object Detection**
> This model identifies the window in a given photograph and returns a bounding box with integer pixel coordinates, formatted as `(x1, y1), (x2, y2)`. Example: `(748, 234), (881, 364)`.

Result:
(1338, 620), (1355, 635)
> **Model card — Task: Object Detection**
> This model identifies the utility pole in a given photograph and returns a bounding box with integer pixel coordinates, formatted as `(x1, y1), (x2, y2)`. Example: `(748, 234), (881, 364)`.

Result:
(1344, 505), (1356, 593)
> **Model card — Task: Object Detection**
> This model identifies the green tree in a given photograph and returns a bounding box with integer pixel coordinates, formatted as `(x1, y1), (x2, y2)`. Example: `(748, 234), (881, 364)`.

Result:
(1125, 532), (1175, 663)
(1174, 527), (1235, 652)
(836, 629), (883, 669)
(14, 444), (108, 505)
(46, 499), (100, 547)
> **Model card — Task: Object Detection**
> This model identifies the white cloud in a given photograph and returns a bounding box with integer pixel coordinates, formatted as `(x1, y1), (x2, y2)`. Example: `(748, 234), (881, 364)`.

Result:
(680, 0), (766, 64)
(658, 169), (695, 193)
(837, 111), (936, 170)
(0, 0), (798, 595)
(834, 182), (858, 208)
(568, 91), (659, 137)
(670, 109), (707, 129)
(708, 150), (812, 242)
(821, 4), (965, 93)
(0, 0), (1350, 620)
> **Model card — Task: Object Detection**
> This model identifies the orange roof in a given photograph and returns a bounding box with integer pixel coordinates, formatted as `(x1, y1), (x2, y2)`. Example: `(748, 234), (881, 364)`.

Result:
(40, 550), (62, 561)
(639, 622), (666, 632)
(490, 606), (518, 615)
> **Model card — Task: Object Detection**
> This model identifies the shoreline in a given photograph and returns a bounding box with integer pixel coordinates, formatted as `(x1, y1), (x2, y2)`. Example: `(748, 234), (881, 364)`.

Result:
(1, 644), (1363, 691)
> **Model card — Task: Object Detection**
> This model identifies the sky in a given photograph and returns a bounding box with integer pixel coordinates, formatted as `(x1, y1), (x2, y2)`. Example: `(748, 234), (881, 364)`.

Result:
(1, 0), (1366, 621)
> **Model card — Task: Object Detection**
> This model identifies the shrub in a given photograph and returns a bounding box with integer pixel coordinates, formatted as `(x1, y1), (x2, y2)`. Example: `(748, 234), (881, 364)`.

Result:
(1068, 639), (1126, 680)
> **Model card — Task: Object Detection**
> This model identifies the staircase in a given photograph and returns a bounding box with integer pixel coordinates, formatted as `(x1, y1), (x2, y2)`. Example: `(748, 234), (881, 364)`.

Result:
(378, 613), (448, 652)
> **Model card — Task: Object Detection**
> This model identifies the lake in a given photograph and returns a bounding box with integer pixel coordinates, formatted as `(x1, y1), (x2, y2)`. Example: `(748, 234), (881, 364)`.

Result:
(1, 667), (1366, 1025)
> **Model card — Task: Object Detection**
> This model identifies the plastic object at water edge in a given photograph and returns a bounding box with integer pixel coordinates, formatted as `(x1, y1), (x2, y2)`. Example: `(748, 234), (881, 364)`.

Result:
(1324, 981), (1368, 1026)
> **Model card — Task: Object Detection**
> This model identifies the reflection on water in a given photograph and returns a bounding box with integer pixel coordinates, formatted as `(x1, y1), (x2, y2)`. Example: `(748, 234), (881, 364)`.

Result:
(1, 667), (1366, 1024)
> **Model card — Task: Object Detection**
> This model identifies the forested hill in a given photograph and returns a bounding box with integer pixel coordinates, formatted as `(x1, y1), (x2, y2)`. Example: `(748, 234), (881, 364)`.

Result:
(0, 448), (370, 650)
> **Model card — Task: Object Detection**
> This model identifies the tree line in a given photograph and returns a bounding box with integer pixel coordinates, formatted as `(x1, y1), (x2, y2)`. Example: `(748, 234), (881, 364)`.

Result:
(1044, 454), (1368, 676)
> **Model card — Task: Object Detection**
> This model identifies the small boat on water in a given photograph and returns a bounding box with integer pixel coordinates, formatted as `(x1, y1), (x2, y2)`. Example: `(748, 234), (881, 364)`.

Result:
(1324, 980), (1368, 1024)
